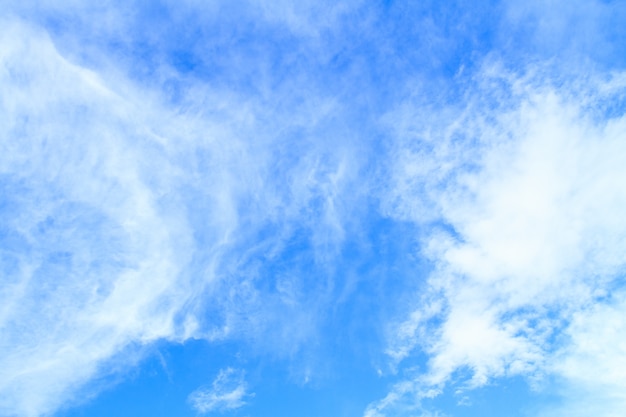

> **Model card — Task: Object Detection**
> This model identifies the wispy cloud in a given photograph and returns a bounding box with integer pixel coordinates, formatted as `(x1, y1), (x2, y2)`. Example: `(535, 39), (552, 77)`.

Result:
(0, 9), (364, 416)
(0, 18), (198, 416)
(188, 368), (251, 414)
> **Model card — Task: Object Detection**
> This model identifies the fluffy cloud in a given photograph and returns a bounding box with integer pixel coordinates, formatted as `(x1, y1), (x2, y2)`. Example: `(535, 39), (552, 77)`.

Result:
(541, 293), (626, 417)
(370, 65), (626, 415)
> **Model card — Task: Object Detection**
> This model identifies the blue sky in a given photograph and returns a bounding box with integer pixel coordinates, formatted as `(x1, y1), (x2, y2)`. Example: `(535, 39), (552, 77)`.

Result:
(2, 1), (626, 416)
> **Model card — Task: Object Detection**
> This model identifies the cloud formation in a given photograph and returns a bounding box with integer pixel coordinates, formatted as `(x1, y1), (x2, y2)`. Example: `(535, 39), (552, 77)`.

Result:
(188, 368), (251, 414)
(1, 1), (626, 416)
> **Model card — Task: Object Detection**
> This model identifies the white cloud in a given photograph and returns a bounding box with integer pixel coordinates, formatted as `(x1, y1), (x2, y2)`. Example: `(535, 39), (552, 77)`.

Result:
(371, 65), (626, 415)
(188, 368), (251, 414)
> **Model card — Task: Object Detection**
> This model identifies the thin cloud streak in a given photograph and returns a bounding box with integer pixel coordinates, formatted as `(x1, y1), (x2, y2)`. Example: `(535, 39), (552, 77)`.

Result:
(0, 15), (364, 417)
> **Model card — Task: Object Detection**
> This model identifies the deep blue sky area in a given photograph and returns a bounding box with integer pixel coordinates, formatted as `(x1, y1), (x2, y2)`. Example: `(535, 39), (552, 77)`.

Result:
(2, 1), (626, 417)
